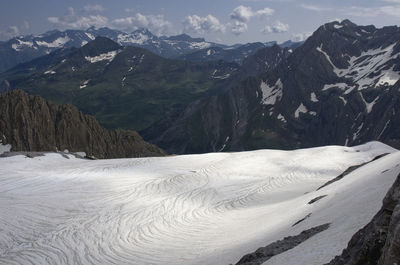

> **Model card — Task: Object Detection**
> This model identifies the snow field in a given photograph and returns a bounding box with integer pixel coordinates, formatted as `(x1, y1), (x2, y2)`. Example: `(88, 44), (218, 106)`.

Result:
(0, 142), (398, 265)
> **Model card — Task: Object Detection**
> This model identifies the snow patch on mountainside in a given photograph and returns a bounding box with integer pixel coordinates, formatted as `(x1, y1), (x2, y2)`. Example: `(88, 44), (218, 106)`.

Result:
(35, 36), (70, 48)
(310, 92), (318, 102)
(317, 43), (400, 90)
(11, 39), (35, 51)
(189, 42), (212, 49)
(118, 33), (149, 45)
(85, 50), (120, 63)
(260, 79), (283, 105)
(295, 103), (308, 118)
(322, 83), (348, 91)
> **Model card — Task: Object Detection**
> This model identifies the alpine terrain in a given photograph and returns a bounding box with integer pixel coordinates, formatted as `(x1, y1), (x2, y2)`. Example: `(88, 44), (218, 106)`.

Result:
(143, 20), (400, 154)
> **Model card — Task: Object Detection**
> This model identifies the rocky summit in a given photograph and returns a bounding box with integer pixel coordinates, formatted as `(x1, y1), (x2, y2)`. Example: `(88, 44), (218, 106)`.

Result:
(0, 90), (164, 158)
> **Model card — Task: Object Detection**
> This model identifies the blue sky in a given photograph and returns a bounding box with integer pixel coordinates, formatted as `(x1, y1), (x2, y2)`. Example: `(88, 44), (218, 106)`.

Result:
(1, 0), (400, 44)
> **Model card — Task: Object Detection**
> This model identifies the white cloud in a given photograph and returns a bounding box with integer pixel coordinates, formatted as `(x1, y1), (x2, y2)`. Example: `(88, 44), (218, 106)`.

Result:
(231, 21), (248, 35)
(83, 4), (105, 13)
(381, 0), (400, 2)
(112, 13), (172, 35)
(124, 8), (135, 13)
(183, 14), (226, 34)
(262, 21), (289, 34)
(300, 4), (331, 11)
(256, 7), (275, 17)
(292, 32), (312, 42)
(345, 5), (400, 17)
(22, 21), (30, 30)
(230, 5), (274, 22)
(48, 7), (108, 29)
(0, 26), (20, 40)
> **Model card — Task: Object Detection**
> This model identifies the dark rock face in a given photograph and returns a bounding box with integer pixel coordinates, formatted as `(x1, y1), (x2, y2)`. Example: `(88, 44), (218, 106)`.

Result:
(0, 90), (164, 159)
(326, 173), (400, 265)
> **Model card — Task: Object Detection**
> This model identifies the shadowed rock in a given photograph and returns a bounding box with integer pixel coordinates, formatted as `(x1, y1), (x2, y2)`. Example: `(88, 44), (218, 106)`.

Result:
(0, 90), (165, 159)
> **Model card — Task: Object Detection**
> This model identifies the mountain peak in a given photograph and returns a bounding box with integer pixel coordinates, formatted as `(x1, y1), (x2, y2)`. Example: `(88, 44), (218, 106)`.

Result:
(166, 34), (205, 42)
(80, 37), (121, 56)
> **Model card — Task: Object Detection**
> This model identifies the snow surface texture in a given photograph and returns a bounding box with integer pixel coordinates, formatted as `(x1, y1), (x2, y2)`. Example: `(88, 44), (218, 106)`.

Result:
(0, 142), (398, 265)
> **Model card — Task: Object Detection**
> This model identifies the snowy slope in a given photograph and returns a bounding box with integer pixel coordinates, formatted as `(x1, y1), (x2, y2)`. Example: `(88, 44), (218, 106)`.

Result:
(0, 142), (398, 265)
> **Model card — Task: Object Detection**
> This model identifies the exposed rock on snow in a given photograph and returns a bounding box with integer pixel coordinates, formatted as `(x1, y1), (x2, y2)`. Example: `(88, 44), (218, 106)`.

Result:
(236, 223), (330, 265)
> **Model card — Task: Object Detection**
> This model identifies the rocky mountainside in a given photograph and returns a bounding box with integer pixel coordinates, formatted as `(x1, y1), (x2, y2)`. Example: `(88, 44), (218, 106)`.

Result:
(0, 37), (240, 131)
(0, 90), (164, 158)
(143, 20), (400, 154)
(326, 173), (400, 265)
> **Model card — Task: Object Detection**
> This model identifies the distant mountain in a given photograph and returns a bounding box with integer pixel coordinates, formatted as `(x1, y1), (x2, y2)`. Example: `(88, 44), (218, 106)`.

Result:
(143, 20), (400, 154)
(0, 27), (301, 73)
(176, 41), (301, 64)
(1, 37), (240, 131)
(0, 90), (164, 158)
(0, 27), (220, 73)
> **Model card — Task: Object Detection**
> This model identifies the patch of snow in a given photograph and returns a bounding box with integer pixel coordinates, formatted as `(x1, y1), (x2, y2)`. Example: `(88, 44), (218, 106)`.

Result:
(11, 39), (34, 51)
(81, 40), (88, 46)
(118, 33), (149, 45)
(260, 79), (283, 105)
(80, 80), (90, 89)
(359, 92), (379, 114)
(36, 36), (70, 48)
(339, 96), (347, 105)
(0, 143), (11, 155)
(334, 24), (343, 29)
(310, 92), (318, 102)
(353, 123), (364, 141)
(44, 70), (56, 75)
(322, 83), (348, 91)
(309, 111), (317, 116)
(85, 33), (95, 40)
(189, 42), (212, 50)
(219, 136), (230, 152)
(378, 120), (390, 139)
(316, 43), (400, 90)
(295, 103), (308, 118)
(375, 66), (399, 87)
(71, 66), (76, 72)
(277, 114), (287, 123)
(85, 50), (120, 63)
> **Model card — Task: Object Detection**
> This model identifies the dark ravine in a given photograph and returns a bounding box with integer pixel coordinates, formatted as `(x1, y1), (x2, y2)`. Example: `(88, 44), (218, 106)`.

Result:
(0, 90), (165, 159)
(326, 173), (400, 265)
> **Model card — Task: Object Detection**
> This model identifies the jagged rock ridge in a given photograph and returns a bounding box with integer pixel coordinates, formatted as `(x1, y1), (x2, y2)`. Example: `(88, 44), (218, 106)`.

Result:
(0, 90), (164, 158)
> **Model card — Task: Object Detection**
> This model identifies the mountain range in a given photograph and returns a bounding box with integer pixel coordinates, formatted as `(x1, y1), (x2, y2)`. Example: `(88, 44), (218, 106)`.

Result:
(143, 19), (400, 154)
(1, 19), (399, 156)
(0, 27), (299, 73)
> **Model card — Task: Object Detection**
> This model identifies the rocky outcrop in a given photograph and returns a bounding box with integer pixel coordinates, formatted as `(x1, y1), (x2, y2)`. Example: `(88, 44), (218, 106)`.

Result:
(326, 173), (400, 265)
(0, 90), (165, 159)
(235, 223), (330, 265)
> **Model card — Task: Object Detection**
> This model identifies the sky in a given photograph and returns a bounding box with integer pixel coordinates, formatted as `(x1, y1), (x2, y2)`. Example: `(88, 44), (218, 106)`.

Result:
(1, 0), (400, 45)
